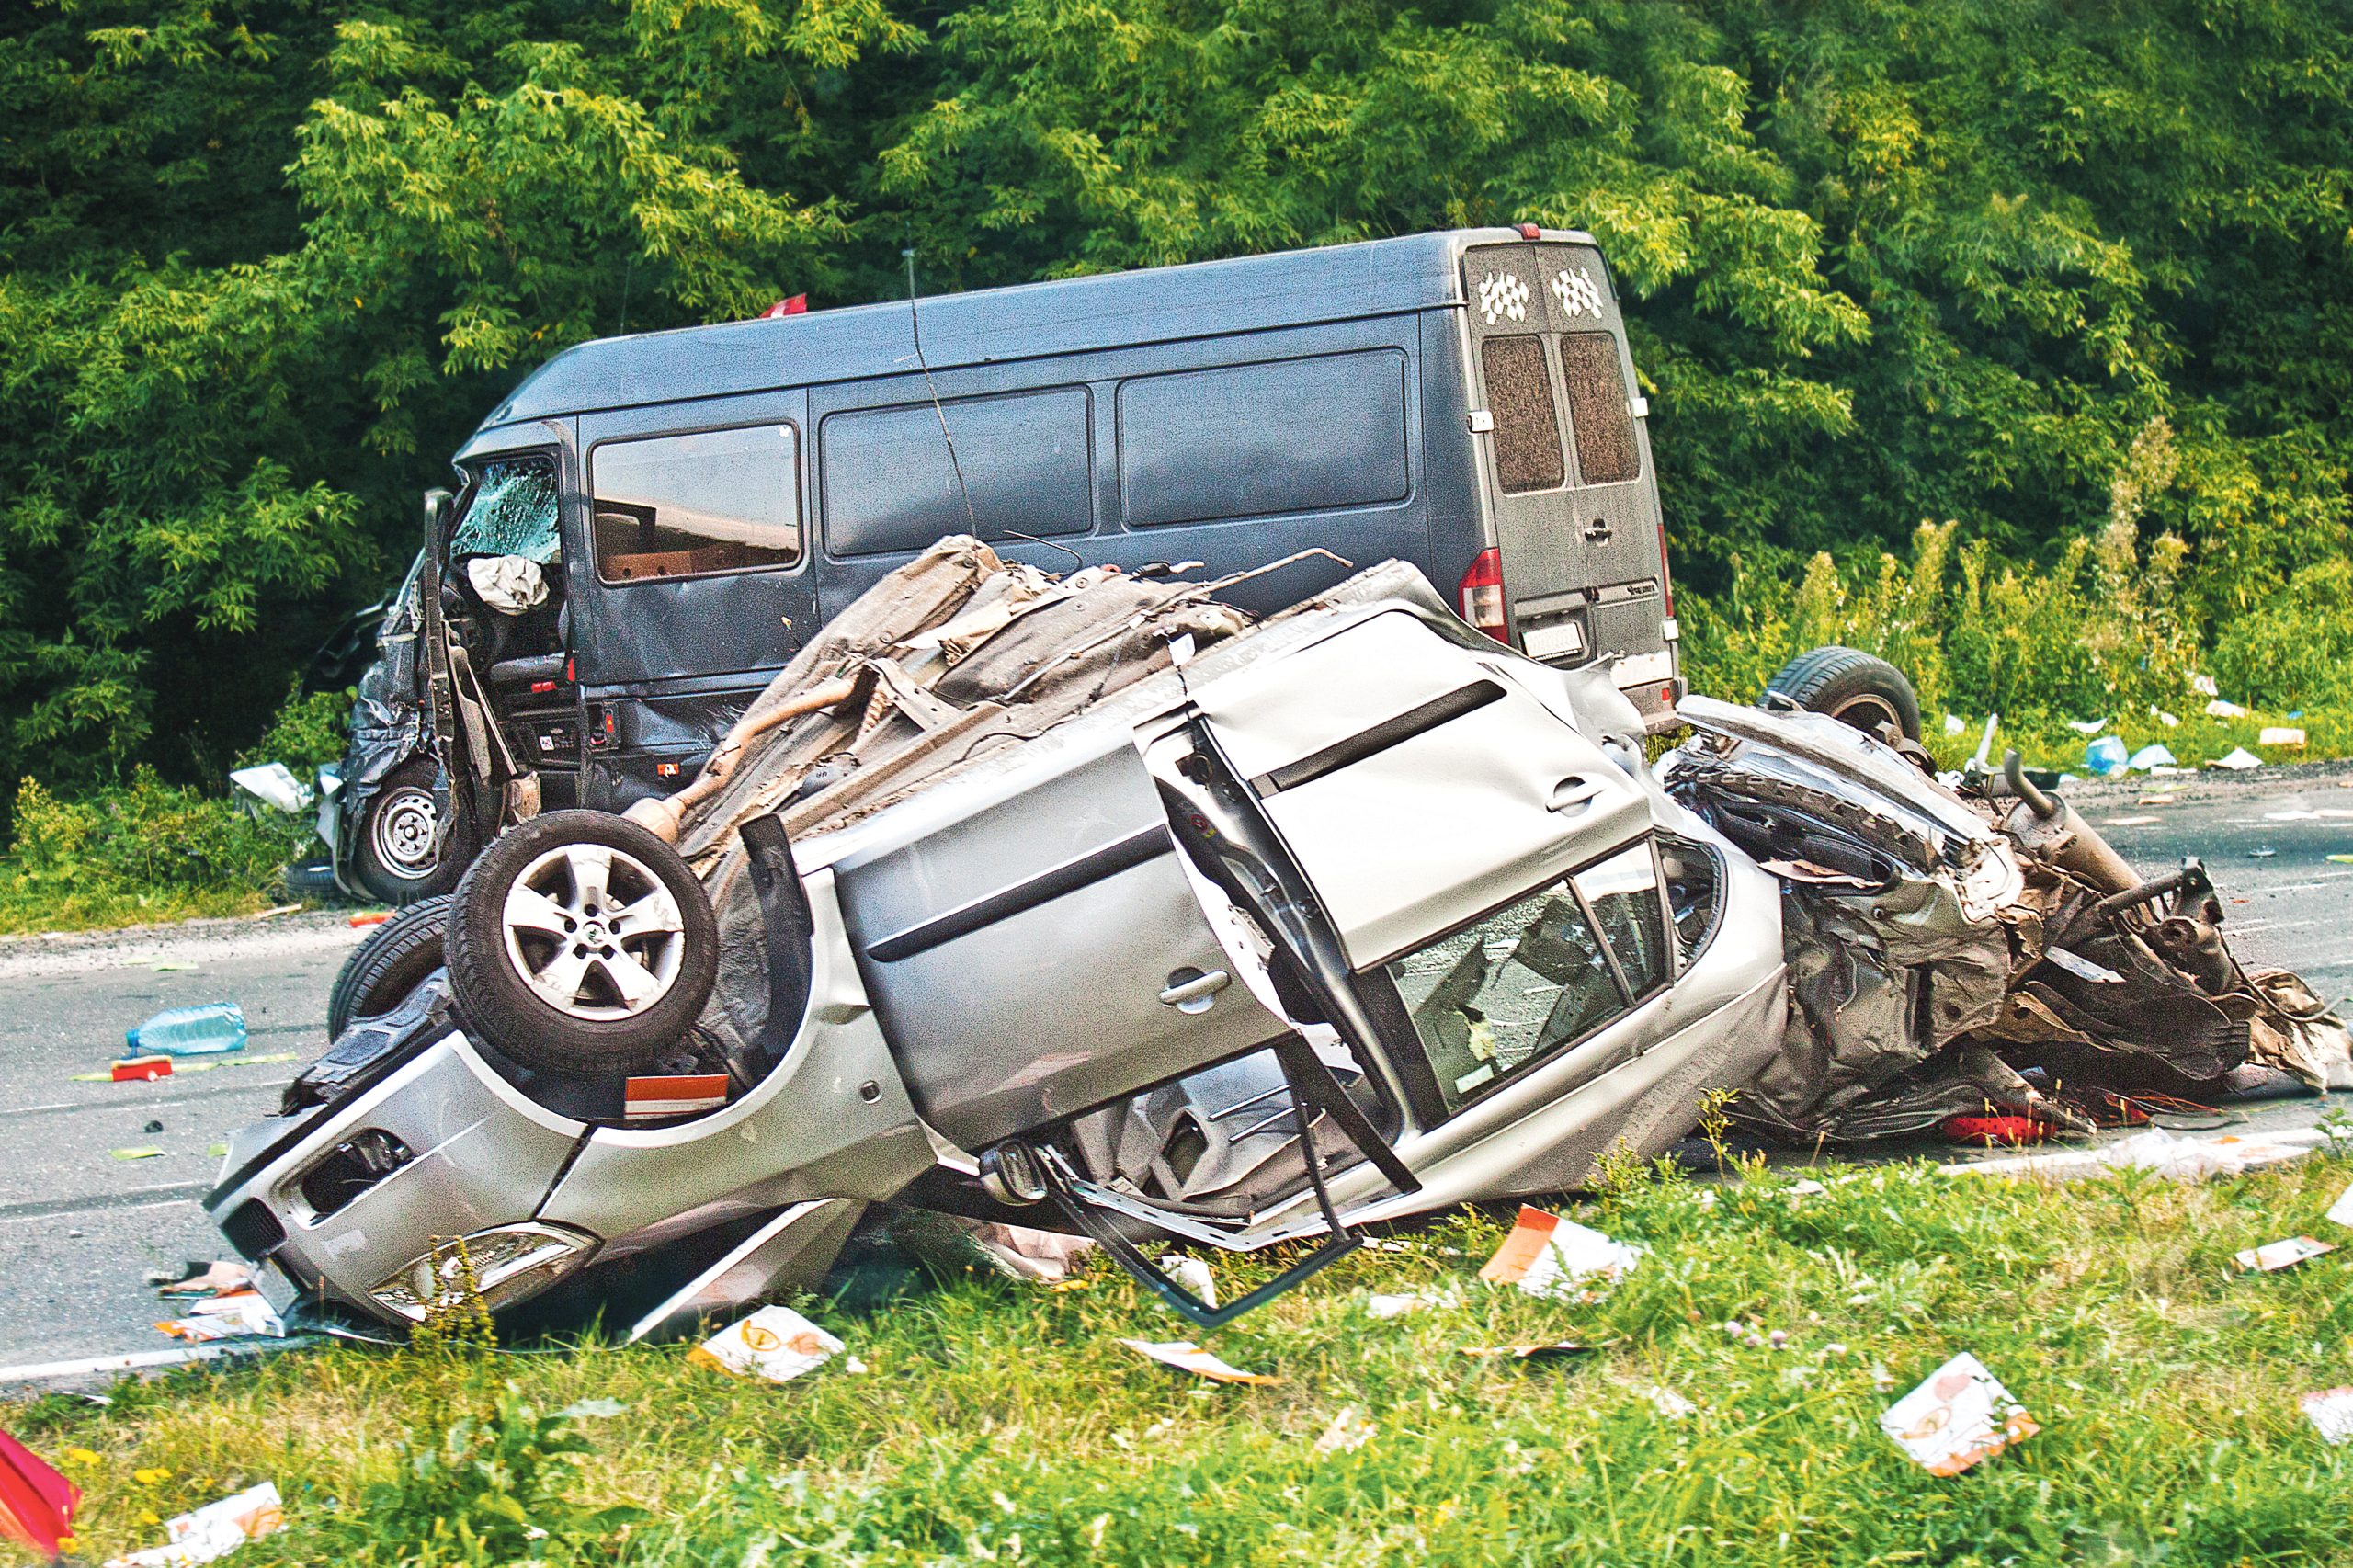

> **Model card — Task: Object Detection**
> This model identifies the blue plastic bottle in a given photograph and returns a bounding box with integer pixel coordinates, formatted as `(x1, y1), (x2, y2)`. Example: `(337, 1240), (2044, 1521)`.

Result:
(125, 1002), (247, 1058)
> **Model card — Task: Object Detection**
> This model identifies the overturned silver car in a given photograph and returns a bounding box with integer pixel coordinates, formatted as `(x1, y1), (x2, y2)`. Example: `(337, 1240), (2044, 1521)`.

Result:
(210, 543), (1784, 1334)
(206, 540), (2346, 1335)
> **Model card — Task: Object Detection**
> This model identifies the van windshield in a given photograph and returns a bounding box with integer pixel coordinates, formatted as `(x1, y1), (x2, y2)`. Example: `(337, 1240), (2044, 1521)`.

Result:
(449, 457), (561, 564)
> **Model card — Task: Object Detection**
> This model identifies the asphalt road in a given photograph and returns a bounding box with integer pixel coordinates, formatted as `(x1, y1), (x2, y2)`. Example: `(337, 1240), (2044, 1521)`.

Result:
(0, 762), (2349, 1371)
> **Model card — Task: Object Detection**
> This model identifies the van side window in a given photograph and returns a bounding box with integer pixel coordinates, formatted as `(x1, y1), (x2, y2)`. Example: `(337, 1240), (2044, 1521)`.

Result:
(591, 425), (801, 584)
(1558, 332), (1640, 484)
(1118, 350), (1409, 528)
(823, 387), (1091, 557)
(1479, 336), (1564, 494)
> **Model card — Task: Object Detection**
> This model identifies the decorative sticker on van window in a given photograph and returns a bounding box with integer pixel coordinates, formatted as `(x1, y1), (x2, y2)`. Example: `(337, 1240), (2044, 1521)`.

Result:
(1552, 266), (1606, 322)
(1477, 270), (1529, 325)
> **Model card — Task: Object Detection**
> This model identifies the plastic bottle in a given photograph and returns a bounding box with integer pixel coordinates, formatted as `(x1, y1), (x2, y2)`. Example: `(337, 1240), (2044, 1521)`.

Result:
(125, 1002), (247, 1058)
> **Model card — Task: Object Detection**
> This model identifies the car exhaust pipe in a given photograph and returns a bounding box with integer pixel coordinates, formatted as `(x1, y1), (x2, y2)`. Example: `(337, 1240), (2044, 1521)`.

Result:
(1994, 748), (2139, 897)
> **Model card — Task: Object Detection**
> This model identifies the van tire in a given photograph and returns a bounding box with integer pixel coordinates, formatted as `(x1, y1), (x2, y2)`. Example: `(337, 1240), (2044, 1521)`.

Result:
(445, 811), (717, 1077)
(1763, 646), (1923, 742)
(352, 759), (475, 906)
(328, 895), (453, 1040)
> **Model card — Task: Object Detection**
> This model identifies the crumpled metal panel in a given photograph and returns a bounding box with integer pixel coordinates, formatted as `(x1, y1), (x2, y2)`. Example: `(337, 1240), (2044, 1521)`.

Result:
(335, 570), (430, 841)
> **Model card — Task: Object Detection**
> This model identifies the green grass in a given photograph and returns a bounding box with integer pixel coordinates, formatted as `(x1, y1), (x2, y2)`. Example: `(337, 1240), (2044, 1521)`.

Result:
(17, 1151), (2353, 1565)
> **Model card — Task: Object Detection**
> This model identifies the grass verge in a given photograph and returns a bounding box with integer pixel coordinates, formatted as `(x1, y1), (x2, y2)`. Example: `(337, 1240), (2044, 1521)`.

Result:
(15, 1148), (2353, 1565)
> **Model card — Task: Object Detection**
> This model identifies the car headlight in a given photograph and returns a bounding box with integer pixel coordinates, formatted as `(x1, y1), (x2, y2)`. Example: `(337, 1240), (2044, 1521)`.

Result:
(367, 1223), (597, 1323)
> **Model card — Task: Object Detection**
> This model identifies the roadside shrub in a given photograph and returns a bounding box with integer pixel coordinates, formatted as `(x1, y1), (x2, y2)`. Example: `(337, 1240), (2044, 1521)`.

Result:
(2209, 559), (2353, 711)
(239, 680), (355, 774)
(0, 771), (310, 931)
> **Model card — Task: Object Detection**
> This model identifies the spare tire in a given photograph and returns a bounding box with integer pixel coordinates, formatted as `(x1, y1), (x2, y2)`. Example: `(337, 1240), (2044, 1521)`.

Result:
(444, 810), (717, 1077)
(1763, 645), (1923, 742)
(328, 894), (454, 1040)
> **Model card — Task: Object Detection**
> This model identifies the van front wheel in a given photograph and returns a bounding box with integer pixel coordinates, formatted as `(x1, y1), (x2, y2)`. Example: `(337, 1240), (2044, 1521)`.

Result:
(352, 760), (474, 906)
(1762, 646), (1923, 743)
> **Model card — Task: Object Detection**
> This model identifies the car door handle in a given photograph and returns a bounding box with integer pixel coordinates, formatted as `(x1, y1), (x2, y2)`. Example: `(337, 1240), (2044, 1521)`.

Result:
(1549, 776), (1607, 813)
(1159, 968), (1232, 1010)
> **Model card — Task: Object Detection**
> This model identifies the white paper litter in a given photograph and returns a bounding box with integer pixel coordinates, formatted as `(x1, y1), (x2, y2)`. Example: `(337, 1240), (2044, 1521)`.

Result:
(688, 1306), (843, 1384)
(2234, 1236), (2335, 1272)
(1879, 1353), (2038, 1476)
(155, 1293), (283, 1343)
(2325, 1179), (2353, 1230)
(2065, 717), (2109, 735)
(1119, 1338), (1278, 1385)
(1945, 1126), (2331, 1183)
(105, 1482), (284, 1568)
(2192, 673), (2220, 697)
(1158, 1255), (1218, 1308)
(1636, 1383), (1697, 1419)
(2204, 699), (2250, 719)
(1479, 1207), (1643, 1301)
(1313, 1406), (1377, 1454)
(2260, 726), (2307, 748)
(2209, 746), (2263, 770)
(2301, 1387), (2353, 1444)
(1943, 713), (1967, 736)
(1366, 1283), (1462, 1320)
(226, 764), (312, 814)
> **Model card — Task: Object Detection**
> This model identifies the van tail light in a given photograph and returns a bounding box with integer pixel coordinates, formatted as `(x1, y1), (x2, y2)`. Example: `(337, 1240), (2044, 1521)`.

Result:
(1457, 548), (1508, 643)
(1654, 521), (1677, 624)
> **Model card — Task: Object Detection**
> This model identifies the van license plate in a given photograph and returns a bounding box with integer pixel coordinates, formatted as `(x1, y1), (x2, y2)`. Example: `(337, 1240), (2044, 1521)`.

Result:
(1612, 650), (1674, 688)
(1522, 621), (1586, 661)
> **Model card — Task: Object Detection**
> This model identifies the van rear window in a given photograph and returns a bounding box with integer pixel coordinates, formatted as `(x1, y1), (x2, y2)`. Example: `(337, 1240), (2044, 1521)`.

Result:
(822, 387), (1091, 557)
(591, 425), (801, 584)
(1479, 336), (1563, 494)
(1559, 332), (1640, 485)
(1118, 351), (1409, 528)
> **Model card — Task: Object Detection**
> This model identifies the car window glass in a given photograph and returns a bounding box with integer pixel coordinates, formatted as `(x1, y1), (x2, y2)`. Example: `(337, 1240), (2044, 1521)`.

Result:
(1118, 350), (1409, 528)
(823, 388), (1090, 556)
(1658, 836), (1722, 966)
(1480, 335), (1563, 494)
(1576, 843), (1667, 995)
(449, 457), (561, 563)
(1558, 331), (1640, 484)
(1385, 881), (1625, 1108)
(591, 425), (801, 583)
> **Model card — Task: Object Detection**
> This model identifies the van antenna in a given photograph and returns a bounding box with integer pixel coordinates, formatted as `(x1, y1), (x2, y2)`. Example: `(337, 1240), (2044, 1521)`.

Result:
(904, 247), (1081, 568)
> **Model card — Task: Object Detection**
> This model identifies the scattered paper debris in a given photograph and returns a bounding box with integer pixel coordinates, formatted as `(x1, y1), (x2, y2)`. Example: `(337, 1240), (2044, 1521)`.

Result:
(108, 1148), (165, 1163)
(2137, 791), (2178, 805)
(104, 1481), (282, 1568)
(2328, 855), (2353, 866)
(2326, 1180), (2353, 1229)
(1479, 1206), (1643, 1300)
(2205, 699), (2249, 719)
(76, 1051), (298, 1084)
(2127, 744), (2177, 771)
(155, 1294), (283, 1343)
(2209, 746), (2262, 771)
(2260, 726), (2307, 748)
(2234, 1236), (2335, 1273)
(2151, 706), (2180, 728)
(2249, 846), (2278, 858)
(2105, 815), (2162, 827)
(1787, 1178), (1827, 1197)
(1313, 1406), (1377, 1454)
(2065, 717), (2110, 736)
(1366, 1284), (1461, 1319)
(1880, 1353), (2038, 1476)
(2192, 673), (2219, 698)
(1635, 1383), (1698, 1419)
(1942, 713), (1966, 737)
(1120, 1339), (1279, 1385)
(689, 1306), (844, 1385)
(1158, 1255), (1218, 1308)
(1948, 1126), (2327, 1182)
(2301, 1387), (2353, 1444)
(149, 1262), (254, 1298)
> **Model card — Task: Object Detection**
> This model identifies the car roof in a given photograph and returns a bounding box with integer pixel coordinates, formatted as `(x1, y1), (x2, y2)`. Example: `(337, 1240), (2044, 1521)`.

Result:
(473, 227), (1592, 436)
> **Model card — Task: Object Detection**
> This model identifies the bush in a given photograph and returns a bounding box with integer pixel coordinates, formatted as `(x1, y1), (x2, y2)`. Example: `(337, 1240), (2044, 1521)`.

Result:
(2209, 560), (2353, 712)
(239, 680), (355, 774)
(0, 769), (313, 932)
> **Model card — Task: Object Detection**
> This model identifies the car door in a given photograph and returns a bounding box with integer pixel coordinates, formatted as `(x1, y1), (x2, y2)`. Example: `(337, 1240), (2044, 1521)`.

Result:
(1189, 608), (1652, 971)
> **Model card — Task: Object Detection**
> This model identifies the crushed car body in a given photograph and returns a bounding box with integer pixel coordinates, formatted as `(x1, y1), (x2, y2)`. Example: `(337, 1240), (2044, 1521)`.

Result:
(205, 540), (2351, 1336)
(207, 541), (1782, 1336)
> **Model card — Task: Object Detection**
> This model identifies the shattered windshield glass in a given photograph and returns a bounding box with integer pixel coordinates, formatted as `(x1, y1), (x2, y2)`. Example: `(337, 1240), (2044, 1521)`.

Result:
(448, 457), (561, 564)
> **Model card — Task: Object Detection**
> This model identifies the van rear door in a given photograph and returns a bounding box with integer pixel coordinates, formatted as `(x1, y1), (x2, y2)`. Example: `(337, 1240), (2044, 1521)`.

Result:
(1458, 240), (1674, 712)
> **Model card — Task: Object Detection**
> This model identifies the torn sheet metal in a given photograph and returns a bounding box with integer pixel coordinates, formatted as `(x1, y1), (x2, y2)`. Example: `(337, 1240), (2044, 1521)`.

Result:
(1664, 697), (2353, 1141)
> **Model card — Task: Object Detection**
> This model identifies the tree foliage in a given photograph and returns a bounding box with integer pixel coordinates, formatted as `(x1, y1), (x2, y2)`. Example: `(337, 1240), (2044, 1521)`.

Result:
(1, 0), (2347, 787)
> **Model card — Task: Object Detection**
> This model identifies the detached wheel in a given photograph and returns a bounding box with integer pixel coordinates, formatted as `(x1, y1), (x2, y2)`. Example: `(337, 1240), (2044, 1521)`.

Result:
(444, 811), (717, 1076)
(1764, 645), (1923, 742)
(328, 895), (453, 1040)
(353, 759), (476, 906)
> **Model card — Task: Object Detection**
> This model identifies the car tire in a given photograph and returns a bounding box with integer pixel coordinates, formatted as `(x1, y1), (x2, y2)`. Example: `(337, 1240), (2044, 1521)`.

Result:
(444, 810), (718, 1077)
(328, 895), (454, 1040)
(1763, 645), (1923, 742)
(352, 760), (475, 906)
(280, 858), (343, 903)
